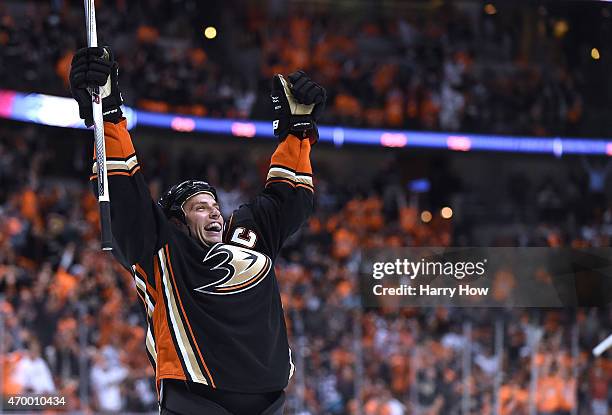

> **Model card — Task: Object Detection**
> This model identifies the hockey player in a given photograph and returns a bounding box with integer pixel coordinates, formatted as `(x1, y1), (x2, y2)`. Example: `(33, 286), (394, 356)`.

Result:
(69, 46), (326, 415)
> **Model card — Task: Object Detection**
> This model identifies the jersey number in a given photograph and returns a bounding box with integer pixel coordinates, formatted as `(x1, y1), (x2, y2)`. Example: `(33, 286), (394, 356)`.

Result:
(230, 227), (257, 248)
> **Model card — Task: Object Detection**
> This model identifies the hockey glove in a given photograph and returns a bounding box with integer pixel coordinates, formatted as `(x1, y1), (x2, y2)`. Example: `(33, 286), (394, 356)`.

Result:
(271, 70), (326, 144)
(69, 46), (123, 127)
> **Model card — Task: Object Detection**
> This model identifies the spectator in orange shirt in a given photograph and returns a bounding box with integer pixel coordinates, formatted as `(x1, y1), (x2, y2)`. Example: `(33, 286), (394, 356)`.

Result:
(536, 363), (563, 415)
(557, 366), (576, 415)
(500, 372), (529, 415)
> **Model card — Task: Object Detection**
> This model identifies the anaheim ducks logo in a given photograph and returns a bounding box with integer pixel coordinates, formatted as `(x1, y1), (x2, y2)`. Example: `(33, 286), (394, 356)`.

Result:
(195, 243), (272, 295)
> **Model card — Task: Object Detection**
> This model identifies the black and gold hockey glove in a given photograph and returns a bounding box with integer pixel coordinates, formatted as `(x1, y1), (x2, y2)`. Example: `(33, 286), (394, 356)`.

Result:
(271, 70), (326, 144)
(69, 46), (123, 127)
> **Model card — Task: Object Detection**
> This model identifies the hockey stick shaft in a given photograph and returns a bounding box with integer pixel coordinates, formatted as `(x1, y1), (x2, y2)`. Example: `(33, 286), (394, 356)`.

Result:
(84, 0), (112, 251)
(593, 333), (612, 357)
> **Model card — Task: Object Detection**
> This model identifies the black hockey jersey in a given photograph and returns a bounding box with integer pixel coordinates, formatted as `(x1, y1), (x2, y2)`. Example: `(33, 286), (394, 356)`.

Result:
(89, 119), (314, 393)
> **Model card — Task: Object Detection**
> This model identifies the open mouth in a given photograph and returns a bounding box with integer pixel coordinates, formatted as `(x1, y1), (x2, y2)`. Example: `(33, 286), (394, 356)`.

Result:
(205, 223), (222, 232)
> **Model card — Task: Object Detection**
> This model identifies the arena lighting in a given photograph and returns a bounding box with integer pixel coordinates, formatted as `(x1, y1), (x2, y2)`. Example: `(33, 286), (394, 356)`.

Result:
(553, 20), (569, 38)
(1, 89), (612, 156)
(0, 89), (137, 130)
(441, 207), (453, 219)
(204, 26), (217, 39)
(420, 211), (432, 223)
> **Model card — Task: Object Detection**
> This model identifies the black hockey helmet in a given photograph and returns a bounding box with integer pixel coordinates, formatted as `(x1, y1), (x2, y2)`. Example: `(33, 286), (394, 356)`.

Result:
(158, 179), (218, 222)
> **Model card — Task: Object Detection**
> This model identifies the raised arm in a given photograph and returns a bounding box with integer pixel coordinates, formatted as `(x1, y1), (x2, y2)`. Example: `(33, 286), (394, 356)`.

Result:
(71, 47), (166, 267)
(89, 120), (166, 266)
(227, 71), (325, 258)
(241, 134), (314, 257)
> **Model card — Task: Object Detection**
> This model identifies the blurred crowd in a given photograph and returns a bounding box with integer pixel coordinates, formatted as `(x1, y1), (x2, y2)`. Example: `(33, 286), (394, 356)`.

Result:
(0, 0), (588, 136)
(0, 121), (610, 414)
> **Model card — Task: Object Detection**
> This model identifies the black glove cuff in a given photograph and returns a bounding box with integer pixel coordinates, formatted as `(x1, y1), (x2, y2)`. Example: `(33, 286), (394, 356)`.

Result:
(276, 115), (318, 141)
(82, 104), (123, 127)
(103, 105), (123, 124)
(289, 116), (318, 144)
(289, 115), (316, 136)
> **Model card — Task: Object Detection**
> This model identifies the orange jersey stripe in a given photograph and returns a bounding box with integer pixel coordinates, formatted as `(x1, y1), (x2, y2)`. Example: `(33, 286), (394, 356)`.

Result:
(296, 183), (314, 192)
(136, 263), (158, 298)
(90, 165), (141, 181)
(164, 245), (216, 388)
(152, 256), (187, 382)
(134, 285), (147, 308)
(265, 178), (296, 188)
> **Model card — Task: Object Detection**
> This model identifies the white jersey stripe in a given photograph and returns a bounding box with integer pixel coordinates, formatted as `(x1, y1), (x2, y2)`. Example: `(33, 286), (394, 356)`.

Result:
(288, 347), (295, 380)
(146, 325), (157, 364)
(92, 154), (139, 174)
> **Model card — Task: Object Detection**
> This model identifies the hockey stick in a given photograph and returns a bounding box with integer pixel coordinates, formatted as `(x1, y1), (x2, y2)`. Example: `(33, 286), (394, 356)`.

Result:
(593, 333), (612, 357)
(84, 0), (112, 251)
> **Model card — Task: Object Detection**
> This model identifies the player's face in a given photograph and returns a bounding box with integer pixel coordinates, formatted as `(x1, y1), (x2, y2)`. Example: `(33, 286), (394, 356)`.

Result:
(183, 193), (224, 246)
